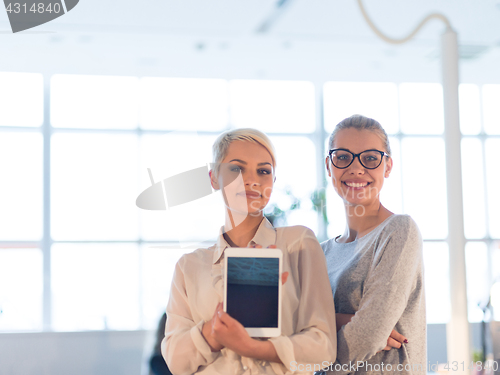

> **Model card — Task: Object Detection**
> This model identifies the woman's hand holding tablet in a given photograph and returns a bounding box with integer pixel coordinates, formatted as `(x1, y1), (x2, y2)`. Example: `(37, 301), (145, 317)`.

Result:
(211, 303), (253, 354)
(210, 302), (281, 362)
(200, 310), (224, 352)
(201, 244), (288, 357)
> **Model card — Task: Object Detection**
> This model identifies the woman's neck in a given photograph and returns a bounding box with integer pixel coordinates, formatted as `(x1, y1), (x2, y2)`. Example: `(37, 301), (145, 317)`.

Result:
(223, 210), (264, 248)
(339, 201), (393, 243)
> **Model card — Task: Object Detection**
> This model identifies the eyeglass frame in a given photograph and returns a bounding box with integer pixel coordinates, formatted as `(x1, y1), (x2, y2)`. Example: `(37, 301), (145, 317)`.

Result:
(328, 148), (390, 170)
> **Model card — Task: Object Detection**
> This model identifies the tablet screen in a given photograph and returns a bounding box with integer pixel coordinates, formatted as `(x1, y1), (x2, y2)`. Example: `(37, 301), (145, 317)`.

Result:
(226, 257), (279, 328)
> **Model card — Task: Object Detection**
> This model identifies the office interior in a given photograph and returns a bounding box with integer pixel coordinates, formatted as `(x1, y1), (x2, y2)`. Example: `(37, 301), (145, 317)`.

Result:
(1, 0), (500, 374)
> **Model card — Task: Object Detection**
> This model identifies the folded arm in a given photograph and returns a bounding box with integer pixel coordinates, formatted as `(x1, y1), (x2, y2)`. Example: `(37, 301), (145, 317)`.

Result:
(336, 313), (407, 350)
(332, 218), (422, 374)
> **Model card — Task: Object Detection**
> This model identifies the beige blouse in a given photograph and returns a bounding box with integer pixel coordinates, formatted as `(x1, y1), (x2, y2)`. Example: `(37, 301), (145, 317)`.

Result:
(162, 218), (337, 375)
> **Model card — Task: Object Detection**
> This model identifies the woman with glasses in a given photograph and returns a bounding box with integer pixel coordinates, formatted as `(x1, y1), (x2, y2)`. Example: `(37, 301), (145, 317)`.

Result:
(320, 115), (426, 375)
(162, 128), (337, 375)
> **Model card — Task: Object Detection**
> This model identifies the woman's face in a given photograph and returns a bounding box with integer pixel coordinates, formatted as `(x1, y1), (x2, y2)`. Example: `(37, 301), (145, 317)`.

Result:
(211, 140), (275, 216)
(325, 128), (392, 207)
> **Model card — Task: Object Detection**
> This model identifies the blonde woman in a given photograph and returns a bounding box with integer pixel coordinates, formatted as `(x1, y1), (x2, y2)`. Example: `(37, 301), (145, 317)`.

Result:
(321, 115), (425, 374)
(162, 128), (337, 375)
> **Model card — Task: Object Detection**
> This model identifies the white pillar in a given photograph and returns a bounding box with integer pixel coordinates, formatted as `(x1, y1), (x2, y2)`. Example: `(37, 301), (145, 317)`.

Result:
(442, 27), (471, 373)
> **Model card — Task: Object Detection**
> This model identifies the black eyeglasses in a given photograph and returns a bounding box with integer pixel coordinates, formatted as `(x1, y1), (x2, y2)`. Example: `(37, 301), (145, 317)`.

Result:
(328, 148), (389, 169)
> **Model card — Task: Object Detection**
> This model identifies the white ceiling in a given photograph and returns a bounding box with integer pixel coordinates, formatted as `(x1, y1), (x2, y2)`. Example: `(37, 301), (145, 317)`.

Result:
(0, 0), (499, 83)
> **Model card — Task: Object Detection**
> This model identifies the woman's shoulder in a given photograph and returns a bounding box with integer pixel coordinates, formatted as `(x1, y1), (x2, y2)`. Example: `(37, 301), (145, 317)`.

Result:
(320, 215), (420, 249)
(275, 225), (317, 243)
(275, 225), (322, 253)
(375, 214), (423, 256)
(276, 224), (315, 236)
(320, 237), (337, 253)
(175, 246), (215, 269)
(380, 214), (420, 238)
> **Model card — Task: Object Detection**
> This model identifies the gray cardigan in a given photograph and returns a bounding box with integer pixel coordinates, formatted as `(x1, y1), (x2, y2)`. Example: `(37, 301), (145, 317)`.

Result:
(320, 214), (426, 375)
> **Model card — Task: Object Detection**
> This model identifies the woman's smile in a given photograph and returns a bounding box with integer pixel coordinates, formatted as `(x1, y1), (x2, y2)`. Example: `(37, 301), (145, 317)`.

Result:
(342, 180), (372, 189)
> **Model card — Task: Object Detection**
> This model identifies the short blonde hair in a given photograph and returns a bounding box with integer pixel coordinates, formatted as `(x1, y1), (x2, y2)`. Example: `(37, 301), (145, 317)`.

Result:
(212, 128), (276, 174)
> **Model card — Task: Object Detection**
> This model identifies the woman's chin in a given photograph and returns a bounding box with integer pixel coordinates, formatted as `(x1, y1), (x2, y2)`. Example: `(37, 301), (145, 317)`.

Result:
(343, 197), (383, 213)
(225, 205), (264, 217)
(344, 199), (369, 208)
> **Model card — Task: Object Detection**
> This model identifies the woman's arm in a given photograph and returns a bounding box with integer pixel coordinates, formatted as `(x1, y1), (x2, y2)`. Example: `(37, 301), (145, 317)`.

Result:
(336, 313), (407, 350)
(209, 302), (282, 363)
(335, 313), (354, 333)
(267, 228), (338, 371)
(201, 308), (224, 352)
(161, 257), (220, 375)
(332, 216), (423, 373)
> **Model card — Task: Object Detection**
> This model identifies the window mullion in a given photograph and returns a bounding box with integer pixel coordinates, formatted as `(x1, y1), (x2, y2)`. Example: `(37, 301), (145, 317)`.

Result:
(42, 74), (53, 331)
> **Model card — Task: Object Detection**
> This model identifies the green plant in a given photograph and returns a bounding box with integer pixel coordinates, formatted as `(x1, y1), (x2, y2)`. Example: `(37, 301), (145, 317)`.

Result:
(472, 349), (483, 363)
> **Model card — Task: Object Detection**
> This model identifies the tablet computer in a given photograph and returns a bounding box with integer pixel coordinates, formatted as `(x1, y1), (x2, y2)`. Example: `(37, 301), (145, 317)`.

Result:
(224, 247), (282, 338)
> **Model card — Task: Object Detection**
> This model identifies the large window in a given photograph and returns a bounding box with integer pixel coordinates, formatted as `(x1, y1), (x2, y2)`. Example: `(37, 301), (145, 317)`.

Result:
(0, 74), (319, 332)
(0, 72), (44, 332)
(1, 72), (498, 331)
